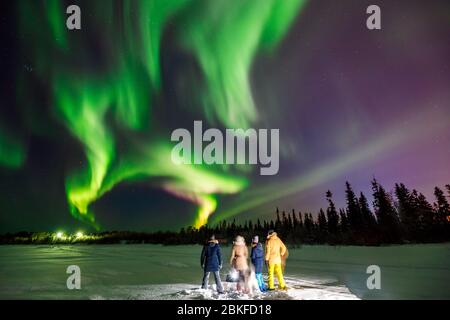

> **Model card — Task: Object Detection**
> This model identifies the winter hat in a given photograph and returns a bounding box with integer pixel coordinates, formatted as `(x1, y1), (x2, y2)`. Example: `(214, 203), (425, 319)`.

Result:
(209, 235), (216, 241)
(252, 235), (259, 243)
(234, 235), (245, 245)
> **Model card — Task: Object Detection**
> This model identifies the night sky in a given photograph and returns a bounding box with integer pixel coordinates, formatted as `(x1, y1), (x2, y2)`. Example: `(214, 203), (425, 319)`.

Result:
(0, 0), (449, 233)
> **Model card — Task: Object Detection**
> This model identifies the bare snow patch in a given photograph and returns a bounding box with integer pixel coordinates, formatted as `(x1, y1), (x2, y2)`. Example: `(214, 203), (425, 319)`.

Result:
(88, 277), (359, 300)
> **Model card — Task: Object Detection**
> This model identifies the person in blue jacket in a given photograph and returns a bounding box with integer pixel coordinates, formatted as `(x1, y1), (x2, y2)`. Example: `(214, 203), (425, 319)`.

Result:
(250, 235), (266, 292)
(200, 235), (224, 294)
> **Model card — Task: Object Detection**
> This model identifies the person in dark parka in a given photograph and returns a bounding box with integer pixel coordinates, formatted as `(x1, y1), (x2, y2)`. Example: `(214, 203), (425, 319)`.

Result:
(250, 235), (266, 292)
(200, 235), (224, 293)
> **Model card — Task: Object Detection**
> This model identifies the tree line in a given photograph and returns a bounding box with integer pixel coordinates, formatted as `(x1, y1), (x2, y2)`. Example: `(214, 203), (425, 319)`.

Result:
(188, 180), (450, 246)
(1, 180), (449, 246)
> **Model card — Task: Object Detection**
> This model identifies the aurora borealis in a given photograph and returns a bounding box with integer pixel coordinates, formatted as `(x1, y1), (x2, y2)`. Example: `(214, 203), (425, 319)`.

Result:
(0, 0), (449, 232)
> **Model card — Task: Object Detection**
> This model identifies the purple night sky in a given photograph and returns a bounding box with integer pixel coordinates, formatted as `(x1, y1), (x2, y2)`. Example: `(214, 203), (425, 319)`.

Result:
(0, 0), (449, 232)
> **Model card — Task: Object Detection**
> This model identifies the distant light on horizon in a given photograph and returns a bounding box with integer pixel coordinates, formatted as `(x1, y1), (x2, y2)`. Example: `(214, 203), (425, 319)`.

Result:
(76, 232), (84, 238)
(56, 232), (64, 239)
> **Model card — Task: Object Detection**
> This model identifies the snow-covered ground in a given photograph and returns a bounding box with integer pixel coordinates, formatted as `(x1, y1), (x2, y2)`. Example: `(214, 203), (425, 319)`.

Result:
(0, 244), (449, 299)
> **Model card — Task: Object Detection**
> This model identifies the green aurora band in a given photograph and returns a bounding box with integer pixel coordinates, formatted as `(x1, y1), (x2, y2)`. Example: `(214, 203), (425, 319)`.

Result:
(0, 124), (26, 169)
(16, 0), (307, 229)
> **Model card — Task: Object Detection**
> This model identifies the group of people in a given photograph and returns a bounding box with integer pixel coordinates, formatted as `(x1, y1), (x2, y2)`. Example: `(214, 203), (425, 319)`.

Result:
(200, 230), (288, 294)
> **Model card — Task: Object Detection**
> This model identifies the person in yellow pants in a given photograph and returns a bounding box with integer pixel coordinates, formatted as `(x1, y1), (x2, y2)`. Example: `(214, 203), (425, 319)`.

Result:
(265, 230), (287, 290)
(268, 263), (285, 290)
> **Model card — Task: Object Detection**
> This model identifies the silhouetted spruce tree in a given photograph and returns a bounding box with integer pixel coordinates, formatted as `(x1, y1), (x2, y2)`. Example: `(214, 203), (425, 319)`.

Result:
(304, 213), (313, 243)
(325, 190), (339, 235)
(446, 184), (450, 198)
(434, 187), (449, 223)
(434, 187), (450, 239)
(297, 212), (303, 228)
(309, 213), (317, 239)
(372, 178), (401, 243)
(318, 209), (327, 230)
(345, 182), (363, 231)
(292, 209), (298, 228)
(395, 183), (419, 240)
(214, 225), (219, 236)
(296, 210), (306, 242)
(339, 208), (349, 233)
(303, 213), (310, 229)
(288, 213), (293, 230)
(411, 190), (434, 241)
(275, 208), (281, 230)
(282, 210), (288, 231)
(317, 209), (328, 243)
(359, 192), (376, 229)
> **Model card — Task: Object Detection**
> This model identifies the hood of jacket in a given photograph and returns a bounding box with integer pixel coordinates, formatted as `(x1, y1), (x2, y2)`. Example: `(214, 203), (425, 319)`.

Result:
(267, 232), (278, 240)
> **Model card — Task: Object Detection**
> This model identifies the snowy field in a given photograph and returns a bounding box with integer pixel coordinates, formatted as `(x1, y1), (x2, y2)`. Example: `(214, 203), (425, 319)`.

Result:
(0, 244), (449, 300)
